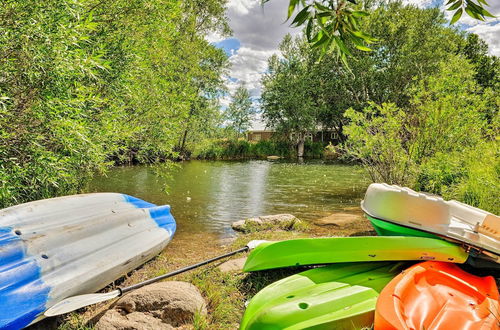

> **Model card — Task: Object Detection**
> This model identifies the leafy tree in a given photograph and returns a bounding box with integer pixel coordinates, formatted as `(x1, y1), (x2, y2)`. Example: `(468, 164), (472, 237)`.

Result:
(262, 3), (468, 141)
(261, 36), (321, 157)
(225, 84), (255, 137)
(0, 0), (229, 207)
(460, 33), (500, 89)
(343, 55), (498, 212)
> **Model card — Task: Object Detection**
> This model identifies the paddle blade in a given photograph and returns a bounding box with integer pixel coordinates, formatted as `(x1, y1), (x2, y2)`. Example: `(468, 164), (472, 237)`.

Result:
(44, 290), (121, 316)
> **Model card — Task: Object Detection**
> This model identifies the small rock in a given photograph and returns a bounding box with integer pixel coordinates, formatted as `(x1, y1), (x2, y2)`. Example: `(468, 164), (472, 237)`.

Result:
(314, 213), (363, 226)
(231, 214), (301, 232)
(218, 257), (247, 272)
(96, 310), (174, 330)
(95, 281), (206, 330)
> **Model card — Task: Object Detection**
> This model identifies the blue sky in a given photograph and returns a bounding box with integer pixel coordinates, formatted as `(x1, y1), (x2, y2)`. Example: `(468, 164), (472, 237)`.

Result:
(209, 0), (500, 126)
(214, 38), (241, 57)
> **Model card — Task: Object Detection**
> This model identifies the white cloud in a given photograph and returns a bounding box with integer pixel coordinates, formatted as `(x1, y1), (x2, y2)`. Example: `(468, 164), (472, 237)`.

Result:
(221, 0), (302, 105)
(467, 22), (500, 56)
(401, 0), (434, 8)
(228, 47), (275, 97)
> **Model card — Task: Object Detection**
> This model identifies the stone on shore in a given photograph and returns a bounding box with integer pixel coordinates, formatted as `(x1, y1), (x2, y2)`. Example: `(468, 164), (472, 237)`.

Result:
(95, 281), (206, 330)
(313, 212), (363, 226)
(218, 257), (247, 273)
(231, 214), (303, 232)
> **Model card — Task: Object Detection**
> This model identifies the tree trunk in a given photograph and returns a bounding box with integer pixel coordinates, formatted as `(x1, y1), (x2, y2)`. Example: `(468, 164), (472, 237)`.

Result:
(179, 127), (189, 154)
(297, 136), (305, 158)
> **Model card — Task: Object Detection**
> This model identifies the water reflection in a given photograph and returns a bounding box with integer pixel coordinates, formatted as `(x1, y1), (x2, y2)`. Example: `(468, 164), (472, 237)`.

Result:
(87, 160), (370, 238)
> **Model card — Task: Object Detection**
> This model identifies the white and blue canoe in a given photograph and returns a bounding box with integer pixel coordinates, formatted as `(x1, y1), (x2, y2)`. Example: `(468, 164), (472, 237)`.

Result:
(0, 193), (176, 329)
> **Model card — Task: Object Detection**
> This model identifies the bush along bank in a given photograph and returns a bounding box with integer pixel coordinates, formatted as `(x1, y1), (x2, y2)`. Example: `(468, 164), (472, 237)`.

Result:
(192, 139), (327, 160)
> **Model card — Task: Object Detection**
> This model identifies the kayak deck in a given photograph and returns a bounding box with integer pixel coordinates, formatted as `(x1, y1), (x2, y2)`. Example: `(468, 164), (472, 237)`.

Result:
(362, 183), (499, 255)
(0, 193), (176, 329)
(375, 261), (500, 330)
(241, 262), (407, 330)
(243, 236), (468, 272)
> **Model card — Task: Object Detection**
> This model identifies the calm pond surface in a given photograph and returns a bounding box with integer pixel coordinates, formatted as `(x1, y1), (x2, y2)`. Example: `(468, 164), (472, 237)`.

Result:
(87, 160), (370, 238)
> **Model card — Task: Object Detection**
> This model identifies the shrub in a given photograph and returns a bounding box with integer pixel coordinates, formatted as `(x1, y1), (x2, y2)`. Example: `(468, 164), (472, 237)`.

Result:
(343, 56), (498, 213)
(194, 139), (328, 160)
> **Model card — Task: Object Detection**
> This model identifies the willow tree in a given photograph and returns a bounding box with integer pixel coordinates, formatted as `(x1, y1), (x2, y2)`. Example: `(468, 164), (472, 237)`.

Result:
(226, 84), (255, 138)
(262, 35), (321, 157)
(0, 0), (230, 206)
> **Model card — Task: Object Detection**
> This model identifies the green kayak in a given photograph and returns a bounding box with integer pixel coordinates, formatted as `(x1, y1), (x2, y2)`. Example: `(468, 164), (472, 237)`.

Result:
(368, 215), (439, 238)
(243, 236), (467, 272)
(240, 262), (406, 330)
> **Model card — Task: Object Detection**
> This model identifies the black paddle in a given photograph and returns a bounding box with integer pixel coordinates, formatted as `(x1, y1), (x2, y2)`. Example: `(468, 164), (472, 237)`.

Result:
(44, 240), (267, 316)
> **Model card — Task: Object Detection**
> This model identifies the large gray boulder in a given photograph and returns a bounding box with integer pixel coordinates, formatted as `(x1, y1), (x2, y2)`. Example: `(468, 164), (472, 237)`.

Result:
(95, 281), (207, 330)
(231, 214), (303, 232)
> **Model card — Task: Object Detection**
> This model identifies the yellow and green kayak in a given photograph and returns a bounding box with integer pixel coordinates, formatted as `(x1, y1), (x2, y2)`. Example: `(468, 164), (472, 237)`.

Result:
(240, 262), (406, 330)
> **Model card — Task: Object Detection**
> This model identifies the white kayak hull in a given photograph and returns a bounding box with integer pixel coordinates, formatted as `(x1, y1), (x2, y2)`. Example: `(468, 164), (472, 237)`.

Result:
(0, 193), (176, 329)
(362, 183), (499, 256)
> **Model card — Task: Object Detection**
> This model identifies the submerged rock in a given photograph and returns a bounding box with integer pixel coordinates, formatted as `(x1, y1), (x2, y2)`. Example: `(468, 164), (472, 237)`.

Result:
(232, 214), (303, 232)
(95, 281), (206, 330)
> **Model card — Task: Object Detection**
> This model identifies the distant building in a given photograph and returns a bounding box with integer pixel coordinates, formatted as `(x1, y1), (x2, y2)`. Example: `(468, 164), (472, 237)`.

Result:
(247, 120), (340, 144)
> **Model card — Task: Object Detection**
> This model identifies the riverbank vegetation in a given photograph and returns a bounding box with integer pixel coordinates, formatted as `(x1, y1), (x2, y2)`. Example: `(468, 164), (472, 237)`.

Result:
(0, 0), (229, 208)
(193, 139), (325, 159)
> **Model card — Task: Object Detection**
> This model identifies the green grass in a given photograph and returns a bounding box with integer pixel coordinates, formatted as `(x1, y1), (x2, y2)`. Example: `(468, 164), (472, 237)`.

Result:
(57, 314), (94, 330)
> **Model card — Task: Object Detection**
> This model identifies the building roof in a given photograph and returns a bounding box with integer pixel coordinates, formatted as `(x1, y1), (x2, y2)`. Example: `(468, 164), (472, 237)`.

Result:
(248, 119), (274, 132)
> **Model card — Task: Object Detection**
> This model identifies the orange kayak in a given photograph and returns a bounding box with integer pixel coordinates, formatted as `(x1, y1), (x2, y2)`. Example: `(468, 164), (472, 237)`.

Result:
(375, 261), (499, 330)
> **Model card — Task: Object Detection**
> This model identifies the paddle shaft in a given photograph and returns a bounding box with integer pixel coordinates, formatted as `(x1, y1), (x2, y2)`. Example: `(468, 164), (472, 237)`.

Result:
(120, 246), (249, 295)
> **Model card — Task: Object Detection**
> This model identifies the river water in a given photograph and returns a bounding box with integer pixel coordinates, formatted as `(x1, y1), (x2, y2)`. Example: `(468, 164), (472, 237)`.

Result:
(87, 160), (370, 238)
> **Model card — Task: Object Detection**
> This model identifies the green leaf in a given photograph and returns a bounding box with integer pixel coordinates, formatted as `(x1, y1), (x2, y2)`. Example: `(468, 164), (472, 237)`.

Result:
(312, 32), (330, 48)
(287, 0), (299, 19)
(306, 19), (314, 41)
(351, 10), (369, 18)
(291, 5), (310, 27)
(354, 44), (372, 52)
(350, 29), (377, 43)
(333, 36), (353, 57)
(347, 14), (359, 30)
(349, 33), (373, 51)
(450, 8), (463, 24)
(465, 6), (484, 20)
(447, 1), (462, 11)
(313, 2), (330, 12)
(479, 7), (496, 18)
